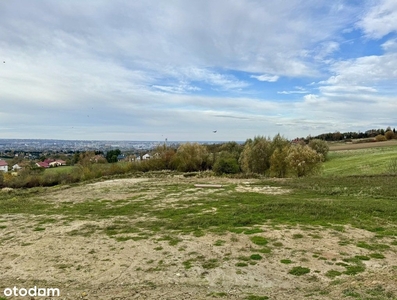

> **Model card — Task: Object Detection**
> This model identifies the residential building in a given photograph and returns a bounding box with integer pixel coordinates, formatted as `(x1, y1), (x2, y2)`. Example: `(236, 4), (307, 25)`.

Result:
(0, 160), (8, 172)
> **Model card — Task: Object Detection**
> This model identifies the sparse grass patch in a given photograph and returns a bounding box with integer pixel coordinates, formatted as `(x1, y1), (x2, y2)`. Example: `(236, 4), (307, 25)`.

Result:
(369, 253), (385, 259)
(288, 266), (310, 276)
(280, 259), (293, 264)
(325, 270), (342, 278)
(245, 295), (269, 300)
(33, 227), (45, 231)
(202, 258), (219, 269)
(250, 254), (262, 260)
(214, 240), (226, 246)
(356, 241), (390, 251)
(250, 236), (268, 246)
(343, 264), (365, 275)
(292, 233), (304, 239)
(236, 262), (248, 267)
(244, 228), (263, 235)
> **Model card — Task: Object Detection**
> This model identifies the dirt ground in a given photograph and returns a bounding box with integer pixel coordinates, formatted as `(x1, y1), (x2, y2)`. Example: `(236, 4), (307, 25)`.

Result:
(1, 177), (397, 299)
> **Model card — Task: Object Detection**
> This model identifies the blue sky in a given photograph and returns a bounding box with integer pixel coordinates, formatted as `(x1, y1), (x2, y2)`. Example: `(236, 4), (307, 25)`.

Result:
(1, 0), (397, 141)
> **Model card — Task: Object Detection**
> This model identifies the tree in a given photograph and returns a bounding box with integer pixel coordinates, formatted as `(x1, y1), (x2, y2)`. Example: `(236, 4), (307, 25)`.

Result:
(385, 130), (395, 140)
(269, 145), (290, 178)
(239, 136), (272, 174)
(375, 134), (387, 142)
(213, 152), (240, 175)
(106, 149), (121, 163)
(285, 144), (322, 177)
(172, 143), (209, 172)
(308, 139), (329, 161)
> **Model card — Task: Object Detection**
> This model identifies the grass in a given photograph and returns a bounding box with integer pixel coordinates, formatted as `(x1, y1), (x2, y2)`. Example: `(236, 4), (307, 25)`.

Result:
(288, 266), (310, 276)
(323, 145), (397, 176)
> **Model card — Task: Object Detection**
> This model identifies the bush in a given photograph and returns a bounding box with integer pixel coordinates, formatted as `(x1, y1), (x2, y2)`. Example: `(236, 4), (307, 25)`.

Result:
(239, 136), (272, 174)
(375, 134), (387, 142)
(172, 143), (209, 172)
(285, 145), (322, 177)
(385, 131), (395, 140)
(213, 152), (240, 175)
(308, 139), (329, 161)
(269, 145), (290, 177)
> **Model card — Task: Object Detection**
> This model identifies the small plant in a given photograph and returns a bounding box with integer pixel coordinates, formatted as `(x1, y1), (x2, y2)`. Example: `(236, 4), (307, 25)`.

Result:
(343, 264), (365, 275)
(250, 254), (262, 260)
(292, 233), (304, 239)
(369, 253), (385, 259)
(202, 258), (219, 269)
(325, 270), (342, 278)
(280, 259), (293, 264)
(288, 266), (310, 276)
(236, 262), (248, 267)
(250, 236), (268, 246)
(245, 295), (269, 300)
(214, 240), (226, 246)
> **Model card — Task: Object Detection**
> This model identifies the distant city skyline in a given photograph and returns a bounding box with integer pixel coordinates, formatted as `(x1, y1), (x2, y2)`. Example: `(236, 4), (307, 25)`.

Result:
(1, 1), (397, 141)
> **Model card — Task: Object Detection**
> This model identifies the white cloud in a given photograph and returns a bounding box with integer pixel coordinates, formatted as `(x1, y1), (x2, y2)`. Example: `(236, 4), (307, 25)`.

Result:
(357, 0), (397, 39)
(251, 74), (279, 82)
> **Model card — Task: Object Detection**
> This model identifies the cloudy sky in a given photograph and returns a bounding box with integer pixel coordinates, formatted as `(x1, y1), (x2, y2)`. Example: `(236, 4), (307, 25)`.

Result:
(1, 0), (397, 141)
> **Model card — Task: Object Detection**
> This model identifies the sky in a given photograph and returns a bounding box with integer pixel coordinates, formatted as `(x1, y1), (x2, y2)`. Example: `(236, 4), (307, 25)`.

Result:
(1, 0), (397, 141)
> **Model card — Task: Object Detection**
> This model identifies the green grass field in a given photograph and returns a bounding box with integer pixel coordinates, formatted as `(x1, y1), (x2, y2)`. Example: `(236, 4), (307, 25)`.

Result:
(323, 145), (397, 176)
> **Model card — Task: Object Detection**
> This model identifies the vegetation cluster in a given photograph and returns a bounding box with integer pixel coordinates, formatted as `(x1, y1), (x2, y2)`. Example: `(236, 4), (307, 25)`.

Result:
(0, 135), (329, 189)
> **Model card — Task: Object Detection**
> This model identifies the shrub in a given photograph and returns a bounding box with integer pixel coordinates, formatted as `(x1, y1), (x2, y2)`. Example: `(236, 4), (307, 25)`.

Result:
(172, 143), (209, 172)
(239, 136), (272, 174)
(285, 144), (322, 177)
(269, 145), (290, 177)
(213, 152), (240, 174)
(385, 131), (395, 140)
(375, 134), (387, 142)
(308, 139), (329, 161)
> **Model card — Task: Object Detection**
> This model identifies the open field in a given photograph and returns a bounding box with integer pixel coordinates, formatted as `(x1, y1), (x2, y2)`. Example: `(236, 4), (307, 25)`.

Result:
(328, 139), (397, 151)
(323, 145), (397, 177)
(1, 172), (397, 299)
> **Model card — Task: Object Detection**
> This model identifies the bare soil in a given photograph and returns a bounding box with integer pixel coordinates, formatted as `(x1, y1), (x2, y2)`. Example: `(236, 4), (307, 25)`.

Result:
(1, 177), (397, 299)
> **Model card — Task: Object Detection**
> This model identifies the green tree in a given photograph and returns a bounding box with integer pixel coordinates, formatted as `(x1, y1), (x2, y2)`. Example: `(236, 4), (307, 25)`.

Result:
(270, 145), (290, 178)
(106, 149), (121, 163)
(172, 143), (209, 172)
(308, 139), (329, 161)
(213, 152), (240, 175)
(239, 136), (272, 174)
(286, 144), (322, 177)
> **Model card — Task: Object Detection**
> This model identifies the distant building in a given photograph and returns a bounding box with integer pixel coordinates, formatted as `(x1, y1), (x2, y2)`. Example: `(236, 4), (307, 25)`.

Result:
(12, 164), (22, 171)
(49, 160), (66, 167)
(142, 153), (151, 160)
(0, 160), (8, 172)
(36, 162), (49, 168)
